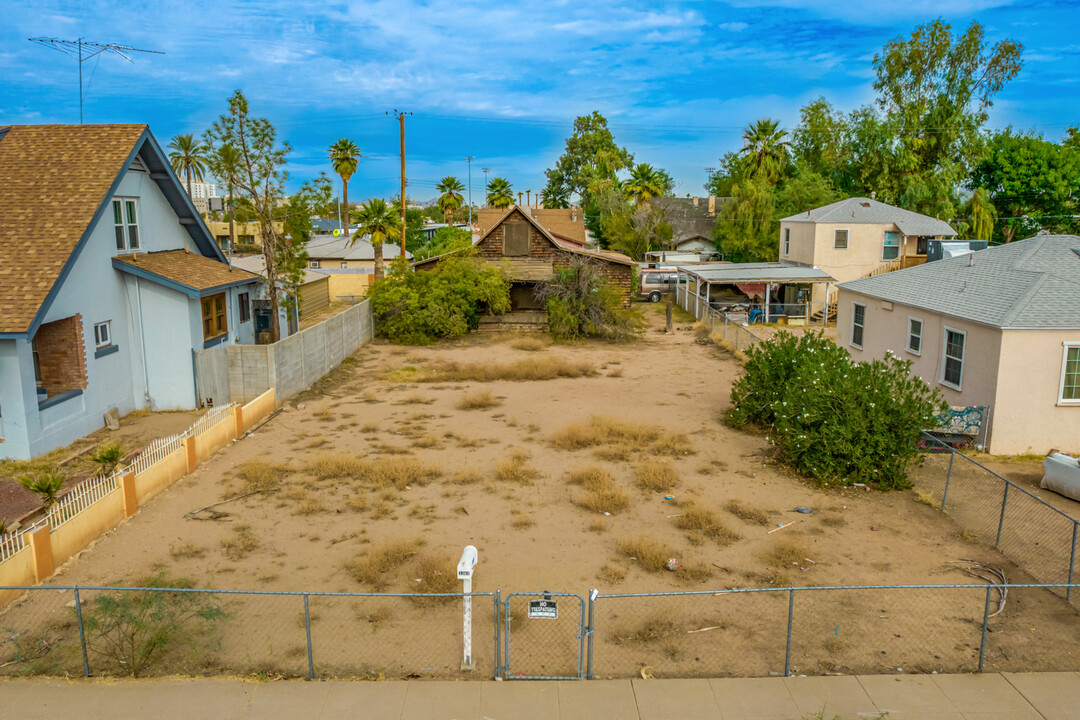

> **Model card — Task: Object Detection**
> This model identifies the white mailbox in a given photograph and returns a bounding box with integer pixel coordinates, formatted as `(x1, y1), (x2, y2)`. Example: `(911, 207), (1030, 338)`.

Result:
(457, 545), (478, 579)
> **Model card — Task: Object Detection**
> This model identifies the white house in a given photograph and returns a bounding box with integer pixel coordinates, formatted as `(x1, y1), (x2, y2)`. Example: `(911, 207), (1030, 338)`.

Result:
(0, 124), (261, 460)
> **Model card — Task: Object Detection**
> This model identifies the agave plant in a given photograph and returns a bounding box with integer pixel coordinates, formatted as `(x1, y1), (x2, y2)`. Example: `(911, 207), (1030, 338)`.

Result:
(20, 472), (66, 510)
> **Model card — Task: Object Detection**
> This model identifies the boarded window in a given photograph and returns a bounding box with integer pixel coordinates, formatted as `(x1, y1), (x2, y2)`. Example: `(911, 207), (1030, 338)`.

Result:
(503, 222), (530, 256)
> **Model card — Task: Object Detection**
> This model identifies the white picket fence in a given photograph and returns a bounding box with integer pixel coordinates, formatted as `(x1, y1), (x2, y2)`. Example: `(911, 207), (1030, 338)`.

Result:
(131, 434), (183, 477)
(186, 403), (236, 438)
(45, 471), (121, 531)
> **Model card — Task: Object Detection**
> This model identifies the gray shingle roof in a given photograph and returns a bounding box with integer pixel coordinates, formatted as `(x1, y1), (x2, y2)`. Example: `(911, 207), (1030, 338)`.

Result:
(781, 197), (957, 238)
(838, 234), (1080, 329)
(305, 234), (411, 261)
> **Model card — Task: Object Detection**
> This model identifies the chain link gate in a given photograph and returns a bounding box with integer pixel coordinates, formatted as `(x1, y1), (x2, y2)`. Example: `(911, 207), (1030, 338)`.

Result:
(501, 592), (586, 679)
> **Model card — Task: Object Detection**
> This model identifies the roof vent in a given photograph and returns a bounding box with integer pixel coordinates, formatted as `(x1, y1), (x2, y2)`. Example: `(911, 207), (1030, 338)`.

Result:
(860, 202), (870, 208)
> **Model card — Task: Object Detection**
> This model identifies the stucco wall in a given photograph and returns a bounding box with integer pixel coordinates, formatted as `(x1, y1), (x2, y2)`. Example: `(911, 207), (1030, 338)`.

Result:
(779, 222), (817, 266)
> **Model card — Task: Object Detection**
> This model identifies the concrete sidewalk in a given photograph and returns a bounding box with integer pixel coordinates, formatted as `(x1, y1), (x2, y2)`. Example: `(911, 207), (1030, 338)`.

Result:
(1, 672), (1076, 719)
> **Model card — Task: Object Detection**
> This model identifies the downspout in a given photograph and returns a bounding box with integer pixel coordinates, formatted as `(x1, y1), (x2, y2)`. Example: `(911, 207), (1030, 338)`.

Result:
(134, 277), (152, 407)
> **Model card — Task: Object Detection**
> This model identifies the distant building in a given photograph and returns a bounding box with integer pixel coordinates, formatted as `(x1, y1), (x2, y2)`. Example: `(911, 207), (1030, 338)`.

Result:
(188, 181), (217, 199)
(648, 196), (723, 253)
(476, 206), (589, 246)
(304, 234), (412, 301)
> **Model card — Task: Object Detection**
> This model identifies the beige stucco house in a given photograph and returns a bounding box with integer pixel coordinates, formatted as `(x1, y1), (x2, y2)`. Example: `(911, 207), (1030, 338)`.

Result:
(303, 234), (411, 301)
(836, 234), (1080, 455)
(780, 197), (957, 305)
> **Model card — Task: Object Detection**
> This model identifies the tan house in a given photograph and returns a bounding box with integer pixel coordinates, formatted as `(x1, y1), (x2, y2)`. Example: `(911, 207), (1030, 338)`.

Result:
(415, 206), (635, 328)
(229, 255), (330, 320)
(836, 234), (1080, 455)
(476, 206), (589, 246)
(780, 197), (957, 305)
(204, 220), (285, 249)
(303, 234), (412, 301)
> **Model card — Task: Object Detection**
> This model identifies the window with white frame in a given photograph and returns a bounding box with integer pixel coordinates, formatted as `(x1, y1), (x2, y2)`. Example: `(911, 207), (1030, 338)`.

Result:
(907, 317), (922, 355)
(310, 260), (321, 269)
(850, 302), (865, 348)
(340, 261), (348, 269)
(883, 231), (900, 261)
(941, 327), (966, 390)
(1060, 343), (1080, 404)
(94, 321), (112, 348)
(112, 198), (140, 251)
(783, 227), (791, 256)
(834, 228), (849, 249)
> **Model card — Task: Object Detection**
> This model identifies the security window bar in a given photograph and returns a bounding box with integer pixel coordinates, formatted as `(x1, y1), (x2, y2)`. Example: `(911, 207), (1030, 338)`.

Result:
(1061, 345), (1080, 402)
(942, 328), (965, 389)
(850, 302), (865, 348)
(112, 199), (140, 251)
(907, 318), (922, 355)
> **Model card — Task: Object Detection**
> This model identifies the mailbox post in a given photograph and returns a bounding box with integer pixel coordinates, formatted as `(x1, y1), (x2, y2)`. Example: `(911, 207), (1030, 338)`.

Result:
(457, 545), (478, 670)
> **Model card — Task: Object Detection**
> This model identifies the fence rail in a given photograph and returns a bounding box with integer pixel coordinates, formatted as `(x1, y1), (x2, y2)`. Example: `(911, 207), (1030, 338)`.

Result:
(45, 472), (120, 531)
(131, 434), (183, 477)
(185, 403), (237, 439)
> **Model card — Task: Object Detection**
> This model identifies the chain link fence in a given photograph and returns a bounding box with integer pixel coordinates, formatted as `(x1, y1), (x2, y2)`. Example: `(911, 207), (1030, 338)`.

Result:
(911, 433), (1080, 602)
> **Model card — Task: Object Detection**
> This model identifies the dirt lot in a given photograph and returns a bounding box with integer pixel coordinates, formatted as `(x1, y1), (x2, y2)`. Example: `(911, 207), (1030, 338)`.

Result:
(3, 307), (1078, 679)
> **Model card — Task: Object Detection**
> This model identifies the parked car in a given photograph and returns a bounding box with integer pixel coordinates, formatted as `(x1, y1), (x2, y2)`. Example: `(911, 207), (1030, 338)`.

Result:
(640, 269), (677, 302)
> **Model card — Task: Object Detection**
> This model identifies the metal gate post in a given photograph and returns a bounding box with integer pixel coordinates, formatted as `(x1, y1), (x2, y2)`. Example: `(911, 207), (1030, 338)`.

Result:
(978, 585), (992, 671)
(74, 587), (90, 677)
(303, 593), (314, 680)
(996, 484), (1010, 547)
(941, 450), (955, 511)
(784, 589), (794, 677)
(1069, 525), (1078, 601)
(493, 590), (502, 679)
(586, 589), (597, 679)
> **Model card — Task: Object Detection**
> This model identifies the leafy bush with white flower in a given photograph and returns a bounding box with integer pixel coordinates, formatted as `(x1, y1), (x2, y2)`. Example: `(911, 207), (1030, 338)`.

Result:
(728, 331), (945, 489)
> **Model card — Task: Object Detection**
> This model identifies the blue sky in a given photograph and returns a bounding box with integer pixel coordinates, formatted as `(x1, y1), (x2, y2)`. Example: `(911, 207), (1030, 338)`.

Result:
(2, 0), (1077, 203)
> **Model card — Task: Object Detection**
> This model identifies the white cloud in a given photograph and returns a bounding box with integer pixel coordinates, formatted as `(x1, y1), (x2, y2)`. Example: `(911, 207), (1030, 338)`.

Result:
(717, 22), (749, 31)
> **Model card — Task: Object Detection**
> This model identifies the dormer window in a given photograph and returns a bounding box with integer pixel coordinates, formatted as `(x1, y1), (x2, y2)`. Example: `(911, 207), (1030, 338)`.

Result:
(113, 198), (140, 251)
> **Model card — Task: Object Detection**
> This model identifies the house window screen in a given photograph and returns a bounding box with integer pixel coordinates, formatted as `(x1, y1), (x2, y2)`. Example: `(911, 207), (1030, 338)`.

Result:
(943, 329), (965, 388)
(883, 231), (900, 260)
(503, 222), (530, 256)
(851, 303), (865, 348)
(907, 318), (922, 354)
(1062, 346), (1080, 402)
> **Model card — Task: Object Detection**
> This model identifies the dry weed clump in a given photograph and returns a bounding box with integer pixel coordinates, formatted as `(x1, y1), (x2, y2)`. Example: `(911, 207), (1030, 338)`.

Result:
(612, 616), (683, 645)
(237, 461), (290, 493)
(305, 454), (368, 480)
(221, 524), (260, 561)
(913, 489), (940, 508)
(616, 536), (711, 582)
(385, 357), (596, 383)
(709, 332), (748, 363)
(363, 604), (394, 630)
(724, 499), (771, 526)
(456, 390), (502, 411)
(347, 538), (424, 590)
(674, 501), (739, 545)
(551, 416), (693, 457)
(635, 460), (679, 493)
(169, 543), (206, 560)
(509, 510), (535, 529)
(449, 468), (483, 485)
(495, 450), (542, 485)
(509, 337), (549, 351)
(410, 554), (458, 606)
(305, 454), (441, 488)
(567, 466), (630, 515)
(761, 539), (811, 570)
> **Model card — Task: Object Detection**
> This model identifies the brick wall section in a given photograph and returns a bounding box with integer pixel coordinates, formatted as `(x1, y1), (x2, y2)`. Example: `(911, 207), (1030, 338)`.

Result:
(552, 254), (634, 308)
(34, 314), (88, 396)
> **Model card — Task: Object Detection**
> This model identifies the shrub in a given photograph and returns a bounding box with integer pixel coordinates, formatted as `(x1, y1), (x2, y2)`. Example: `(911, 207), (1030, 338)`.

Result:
(635, 460), (678, 492)
(728, 331), (944, 489)
(90, 443), (125, 474)
(456, 390), (501, 410)
(82, 570), (225, 677)
(567, 466), (630, 514)
(20, 472), (65, 509)
(535, 253), (644, 342)
(367, 253), (511, 344)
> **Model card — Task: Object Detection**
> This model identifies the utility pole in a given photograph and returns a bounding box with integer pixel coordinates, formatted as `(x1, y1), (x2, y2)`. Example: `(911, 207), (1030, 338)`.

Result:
(465, 156), (475, 225)
(29, 37), (163, 124)
(390, 110), (411, 256)
(481, 168), (490, 208)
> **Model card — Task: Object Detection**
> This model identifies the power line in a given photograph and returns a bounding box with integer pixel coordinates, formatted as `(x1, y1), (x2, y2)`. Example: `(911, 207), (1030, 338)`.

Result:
(28, 37), (164, 124)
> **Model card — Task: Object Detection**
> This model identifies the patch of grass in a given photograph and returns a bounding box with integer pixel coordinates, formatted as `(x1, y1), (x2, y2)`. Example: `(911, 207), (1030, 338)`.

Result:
(652, 434), (696, 457)
(221, 524), (260, 561)
(169, 543), (206, 560)
(615, 536), (674, 574)
(347, 538), (423, 590)
(449, 468), (483, 485)
(456, 390), (502, 411)
(411, 554), (458, 607)
(414, 435), (443, 449)
(237, 461), (289, 494)
(398, 394), (435, 405)
(761, 539), (810, 570)
(588, 519), (608, 534)
(606, 368), (624, 378)
(509, 337), (549, 351)
(509, 510), (535, 529)
(674, 501), (739, 545)
(692, 323), (711, 339)
(959, 528), (980, 543)
(551, 416), (692, 457)
(599, 564), (626, 583)
(360, 423), (379, 434)
(495, 450), (542, 485)
(296, 498), (324, 515)
(725, 499), (771, 526)
(913, 489), (940, 508)
(363, 604), (393, 630)
(305, 454), (368, 480)
(612, 616), (683, 645)
(635, 460), (678, 493)
(709, 333), (748, 363)
(567, 466), (630, 514)
(385, 357), (596, 383)
(306, 455), (441, 488)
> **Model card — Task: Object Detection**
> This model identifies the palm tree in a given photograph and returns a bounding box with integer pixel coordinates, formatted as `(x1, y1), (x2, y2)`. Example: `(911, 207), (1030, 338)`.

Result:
(328, 139), (360, 237)
(211, 144), (242, 254)
(739, 119), (790, 183)
(625, 163), (664, 204)
(354, 198), (400, 282)
(167, 133), (209, 198)
(435, 176), (465, 223)
(540, 185), (570, 209)
(486, 178), (514, 208)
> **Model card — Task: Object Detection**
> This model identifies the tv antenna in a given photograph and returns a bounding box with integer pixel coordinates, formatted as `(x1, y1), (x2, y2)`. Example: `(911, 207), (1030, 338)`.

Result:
(28, 37), (165, 124)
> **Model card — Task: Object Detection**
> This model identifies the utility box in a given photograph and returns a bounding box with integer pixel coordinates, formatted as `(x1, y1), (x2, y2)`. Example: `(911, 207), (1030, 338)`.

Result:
(457, 545), (478, 579)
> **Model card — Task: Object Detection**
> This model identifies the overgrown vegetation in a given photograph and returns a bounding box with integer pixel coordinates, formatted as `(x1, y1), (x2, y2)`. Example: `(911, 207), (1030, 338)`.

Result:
(728, 331), (944, 489)
(495, 451), (542, 485)
(635, 460), (678, 493)
(347, 538), (423, 590)
(19, 472), (65, 509)
(535, 253), (643, 342)
(674, 501), (739, 545)
(386, 357), (595, 383)
(303, 455), (442, 488)
(83, 570), (225, 677)
(367, 253), (511, 344)
(551, 416), (694, 457)
(567, 466), (630, 514)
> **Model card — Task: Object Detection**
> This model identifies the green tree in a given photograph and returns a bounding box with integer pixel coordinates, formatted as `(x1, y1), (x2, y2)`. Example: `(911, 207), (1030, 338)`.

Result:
(792, 98), (853, 191)
(278, 173), (332, 316)
(540, 185), (570, 209)
(204, 90), (291, 341)
(712, 177), (777, 262)
(534, 253), (643, 342)
(486, 177), (514, 208)
(958, 187), (996, 241)
(543, 111), (633, 207)
(774, 169), (840, 220)
(207, 144), (242, 253)
(354, 198), (400, 282)
(415, 226), (472, 261)
(625, 163), (665, 204)
(739, 119), (790, 184)
(435, 176), (465, 223)
(328, 138), (360, 238)
(167, 133), (209, 198)
(705, 152), (746, 197)
(603, 204), (672, 261)
(969, 130), (1080, 242)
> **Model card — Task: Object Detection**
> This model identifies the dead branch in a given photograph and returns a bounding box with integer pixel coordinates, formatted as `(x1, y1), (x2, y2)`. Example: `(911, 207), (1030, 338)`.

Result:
(945, 559), (1007, 616)
(184, 490), (264, 521)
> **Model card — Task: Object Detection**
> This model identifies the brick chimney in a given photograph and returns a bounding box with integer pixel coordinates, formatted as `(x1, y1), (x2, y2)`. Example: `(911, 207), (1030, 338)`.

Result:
(571, 207), (578, 223)
(708, 195), (715, 216)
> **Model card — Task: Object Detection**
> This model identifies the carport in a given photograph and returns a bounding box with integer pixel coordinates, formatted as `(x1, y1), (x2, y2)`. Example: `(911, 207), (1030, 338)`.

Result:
(675, 262), (835, 322)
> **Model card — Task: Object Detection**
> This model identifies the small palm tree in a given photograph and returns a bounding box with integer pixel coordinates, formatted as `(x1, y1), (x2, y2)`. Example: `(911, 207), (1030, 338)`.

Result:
(540, 185), (570, 209)
(739, 119), (790, 183)
(625, 163), (664, 204)
(328, 139), (360, 237)
(211, 144), (242, 253)
(20, 472), (65, 510)
(354, 198), (400, 282)
(168, 133), (209, 198)
(90, 442), (125, 477)
(486, 178), (514, 208)
(435, 176), (465, 223)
